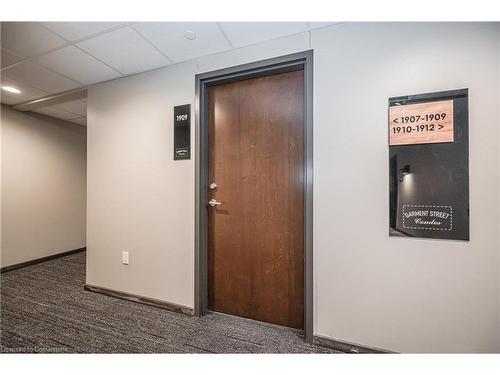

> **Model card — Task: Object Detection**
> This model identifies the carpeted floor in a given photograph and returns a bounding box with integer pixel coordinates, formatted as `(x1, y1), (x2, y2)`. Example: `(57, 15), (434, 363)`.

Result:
(0, 252), (338, 353)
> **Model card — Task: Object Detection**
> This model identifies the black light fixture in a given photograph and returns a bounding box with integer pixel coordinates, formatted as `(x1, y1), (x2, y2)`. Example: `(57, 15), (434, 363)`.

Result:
(399, 165), (410, 182)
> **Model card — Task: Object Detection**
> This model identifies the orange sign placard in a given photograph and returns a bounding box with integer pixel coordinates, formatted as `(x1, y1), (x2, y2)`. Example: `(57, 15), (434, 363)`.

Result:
(389, 100), (454, 146)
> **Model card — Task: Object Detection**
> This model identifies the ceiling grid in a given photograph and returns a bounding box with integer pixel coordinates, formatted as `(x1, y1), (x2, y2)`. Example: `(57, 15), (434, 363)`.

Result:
(1, 22), (336, 126)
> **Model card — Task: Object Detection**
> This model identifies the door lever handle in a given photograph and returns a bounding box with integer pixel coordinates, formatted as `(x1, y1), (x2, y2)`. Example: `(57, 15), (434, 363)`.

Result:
(208, 199), (223, 207)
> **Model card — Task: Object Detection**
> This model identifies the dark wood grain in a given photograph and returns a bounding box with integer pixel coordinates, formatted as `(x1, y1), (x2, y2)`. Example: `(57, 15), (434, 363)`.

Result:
(207, 70), (304, 329)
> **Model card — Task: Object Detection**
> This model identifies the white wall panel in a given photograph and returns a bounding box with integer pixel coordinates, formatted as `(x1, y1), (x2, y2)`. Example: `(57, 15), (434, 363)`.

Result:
(312, 22), (500, 353)
(1, 106), (87, 267)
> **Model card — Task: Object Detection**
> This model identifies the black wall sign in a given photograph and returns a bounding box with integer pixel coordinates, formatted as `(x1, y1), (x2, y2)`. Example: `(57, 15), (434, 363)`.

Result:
(174, 104), (191, 160)
(389, 89), (469, 241)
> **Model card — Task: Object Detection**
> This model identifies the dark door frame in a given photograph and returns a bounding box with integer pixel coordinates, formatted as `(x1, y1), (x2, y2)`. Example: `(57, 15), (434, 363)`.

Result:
(194, 50), (314, 342)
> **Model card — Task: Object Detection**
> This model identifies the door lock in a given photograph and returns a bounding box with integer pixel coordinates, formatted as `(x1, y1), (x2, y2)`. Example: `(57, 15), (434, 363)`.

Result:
(208, 199), (223, 207)
(209, 182), (217, 190)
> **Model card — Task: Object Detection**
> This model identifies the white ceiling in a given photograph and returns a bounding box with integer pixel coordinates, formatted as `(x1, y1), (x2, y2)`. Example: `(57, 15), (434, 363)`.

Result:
(77, 27), (171, 75)
(38, 45), (121, 84)
(132, 22), (231, 62)
(1, 22), (337, 126)
(219, 22), (309, 47)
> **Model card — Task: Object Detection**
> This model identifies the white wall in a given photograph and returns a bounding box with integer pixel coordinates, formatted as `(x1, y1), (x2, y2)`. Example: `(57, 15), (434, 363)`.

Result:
(313, 22), (499, 353)
(86, 61), (198, 307)
(1, 105), (87, 267)
(86, 23), (500, 352)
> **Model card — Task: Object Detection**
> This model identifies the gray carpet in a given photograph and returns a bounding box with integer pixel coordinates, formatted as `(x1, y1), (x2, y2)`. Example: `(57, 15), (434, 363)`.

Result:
(0, 252), (338, 353)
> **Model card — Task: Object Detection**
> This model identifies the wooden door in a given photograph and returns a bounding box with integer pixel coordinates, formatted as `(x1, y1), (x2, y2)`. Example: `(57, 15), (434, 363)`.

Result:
(207, 69), (304, 329)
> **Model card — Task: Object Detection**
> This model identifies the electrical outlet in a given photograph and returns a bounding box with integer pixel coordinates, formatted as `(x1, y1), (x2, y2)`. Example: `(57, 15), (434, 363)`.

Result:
(122, 251), (129, 265)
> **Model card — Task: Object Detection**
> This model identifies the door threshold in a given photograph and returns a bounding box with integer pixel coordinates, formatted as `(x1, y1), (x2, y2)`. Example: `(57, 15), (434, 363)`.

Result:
(205, 310), (305, 333)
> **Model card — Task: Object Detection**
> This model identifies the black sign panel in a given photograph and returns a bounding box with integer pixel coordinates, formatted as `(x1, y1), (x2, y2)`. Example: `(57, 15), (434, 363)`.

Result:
(389, 89), (469, 240)
(174, 104), (191, 160)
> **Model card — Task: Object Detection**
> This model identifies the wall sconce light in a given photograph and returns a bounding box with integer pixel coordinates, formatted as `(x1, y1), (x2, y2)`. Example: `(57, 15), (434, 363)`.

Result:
(399, 165), (410, 182)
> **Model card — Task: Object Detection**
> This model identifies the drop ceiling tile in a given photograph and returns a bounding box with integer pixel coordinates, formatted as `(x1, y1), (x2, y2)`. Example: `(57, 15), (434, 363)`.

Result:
(133, 22), (231, 63)
(2, 61), (81, 94)
(0, 77), (48, 105)
(309, 22), (339, 29)
(1, 22), (67, 58)
(69, 116), (87, 126)
(1, 48), (24, 68)
(55, 99), (86, 116)
(38, 45), (121, 85)
(219, 22), (309, 48)
(32, 105), (80, 120)
(77, 27), (170, 75)
(41, 22), (125, 42)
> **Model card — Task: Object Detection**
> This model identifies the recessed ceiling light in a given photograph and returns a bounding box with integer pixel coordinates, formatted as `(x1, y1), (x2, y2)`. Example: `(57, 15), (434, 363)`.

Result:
(184, 31), (197, 41)
(2, 86), (21, 94)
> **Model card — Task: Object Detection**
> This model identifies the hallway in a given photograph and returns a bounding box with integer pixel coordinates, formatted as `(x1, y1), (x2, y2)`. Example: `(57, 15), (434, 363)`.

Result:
(0, 253), (337, 354)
